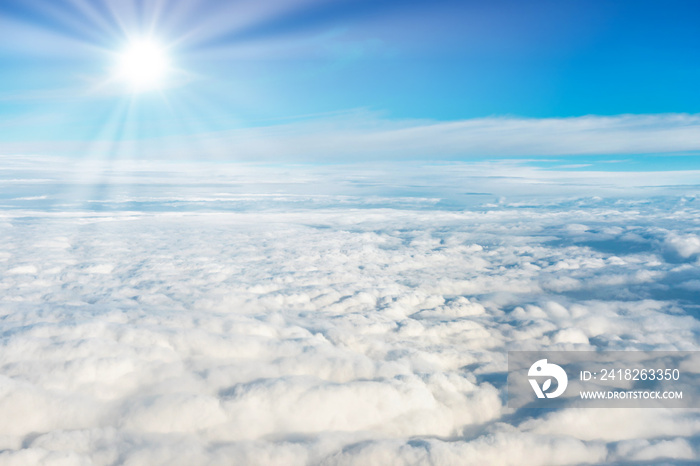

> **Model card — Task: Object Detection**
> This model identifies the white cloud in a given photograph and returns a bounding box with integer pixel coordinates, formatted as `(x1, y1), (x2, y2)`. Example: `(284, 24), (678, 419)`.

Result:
(4, 112), (700, 160)
(0, 160), (698, 464)
(664, 233), (700, 261)
(614, 438), (695, 462)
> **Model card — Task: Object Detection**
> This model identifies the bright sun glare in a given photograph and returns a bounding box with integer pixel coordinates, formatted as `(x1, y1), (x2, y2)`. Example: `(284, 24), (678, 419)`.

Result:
(117, 39), (169, 92)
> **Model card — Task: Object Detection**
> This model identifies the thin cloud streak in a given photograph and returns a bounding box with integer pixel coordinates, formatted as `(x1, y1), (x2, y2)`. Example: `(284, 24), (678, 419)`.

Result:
(4, 112), (700, 161)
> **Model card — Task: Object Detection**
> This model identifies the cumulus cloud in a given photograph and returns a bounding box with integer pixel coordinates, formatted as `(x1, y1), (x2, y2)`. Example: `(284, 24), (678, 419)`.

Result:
(0, 159), (698, 464)
(664, 233), (700, 262)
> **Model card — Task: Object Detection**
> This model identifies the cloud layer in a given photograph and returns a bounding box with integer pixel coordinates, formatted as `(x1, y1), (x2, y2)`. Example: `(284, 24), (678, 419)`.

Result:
(0, 160), (699, 464)
(4, 112), (700, 161)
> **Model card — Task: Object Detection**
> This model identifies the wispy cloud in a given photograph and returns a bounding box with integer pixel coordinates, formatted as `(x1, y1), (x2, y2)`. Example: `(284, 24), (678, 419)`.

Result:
(4, 112), (700, 161)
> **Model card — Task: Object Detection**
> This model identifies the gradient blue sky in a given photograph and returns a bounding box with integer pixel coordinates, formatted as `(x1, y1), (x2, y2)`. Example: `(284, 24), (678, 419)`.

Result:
(1, 0), (700, 163)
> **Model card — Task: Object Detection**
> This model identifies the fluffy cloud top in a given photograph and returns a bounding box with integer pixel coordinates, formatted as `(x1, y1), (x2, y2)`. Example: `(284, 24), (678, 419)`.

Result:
(0, 160), (698, 464)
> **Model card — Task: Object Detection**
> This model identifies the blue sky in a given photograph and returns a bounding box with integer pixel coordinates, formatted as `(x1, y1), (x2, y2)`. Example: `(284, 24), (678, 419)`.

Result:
(1, 0), (700, 163)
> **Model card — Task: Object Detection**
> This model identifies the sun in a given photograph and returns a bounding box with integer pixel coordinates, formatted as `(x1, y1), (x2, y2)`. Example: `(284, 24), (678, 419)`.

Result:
(117, 39), (170, 92)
